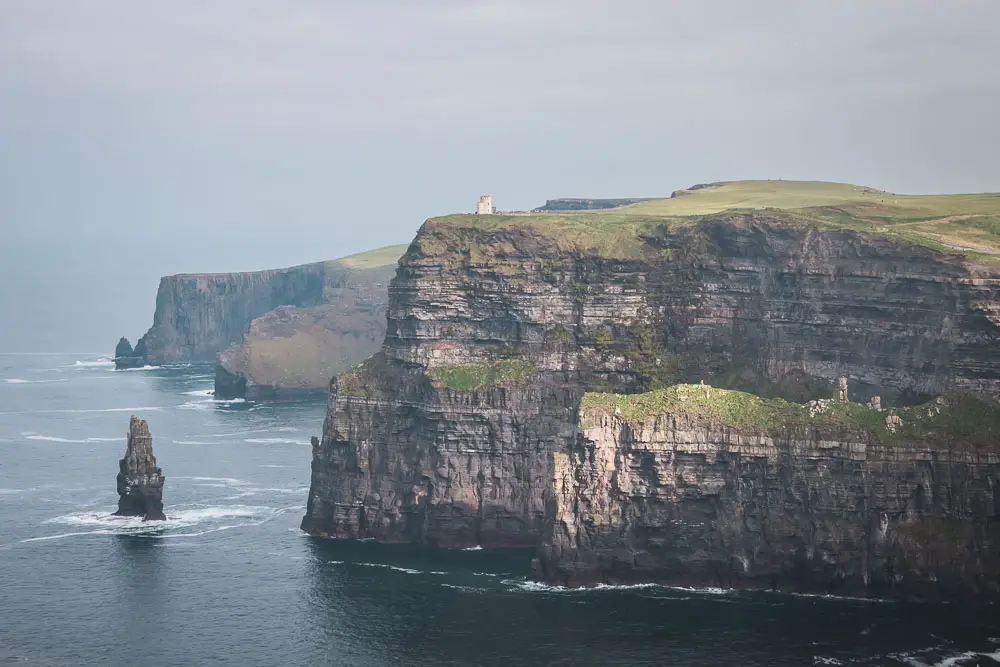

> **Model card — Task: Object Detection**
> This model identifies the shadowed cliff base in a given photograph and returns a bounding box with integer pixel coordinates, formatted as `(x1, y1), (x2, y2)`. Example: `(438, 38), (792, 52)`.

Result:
(303, 180), (1000, 600)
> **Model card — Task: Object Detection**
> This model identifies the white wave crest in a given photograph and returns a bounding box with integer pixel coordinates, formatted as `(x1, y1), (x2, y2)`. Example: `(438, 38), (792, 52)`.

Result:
(73, 359), (114, 368)
(461, 545), (484, 551)
(183, 388), (214, 397)
(440, 584), (487, 592)
(25, 435), (121, 443)
(5, 378), (69, 384)
(172, 440), (212, 445)
(115, 365), (162, 372)
(901, 649), (1000, 667)
(357, 562), (424, 575)
(179, 397), (247, 411)
(22, 504), (287, 544)
(244, 438), (309, 445)
(175, 476), (250, 486)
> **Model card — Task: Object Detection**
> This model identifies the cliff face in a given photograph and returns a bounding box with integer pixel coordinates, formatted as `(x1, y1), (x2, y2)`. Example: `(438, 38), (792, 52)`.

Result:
(215, 261), (397, 399)
(537, 392), (1000, 598)
(116, 246), (406, 390)
(138, 263), (333, 364)
(303, 208), (1000, 597)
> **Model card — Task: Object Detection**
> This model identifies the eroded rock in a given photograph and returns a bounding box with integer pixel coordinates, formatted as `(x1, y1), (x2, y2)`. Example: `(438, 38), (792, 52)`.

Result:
(114, 416), (166, 521)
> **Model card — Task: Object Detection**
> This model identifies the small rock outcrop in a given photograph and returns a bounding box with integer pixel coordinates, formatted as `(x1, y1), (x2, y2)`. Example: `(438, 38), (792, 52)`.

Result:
(114, 416), (166, 521)
(113, 337), (146, 370)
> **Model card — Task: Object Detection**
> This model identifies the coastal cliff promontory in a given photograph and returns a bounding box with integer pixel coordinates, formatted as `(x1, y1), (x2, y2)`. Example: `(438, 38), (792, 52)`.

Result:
(302, 180), (1000, 599)
(115, 245), (406, 396)
(215, 246), (404, 399)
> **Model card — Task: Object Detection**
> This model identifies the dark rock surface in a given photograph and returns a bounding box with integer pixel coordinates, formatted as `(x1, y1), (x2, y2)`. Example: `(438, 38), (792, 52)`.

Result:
(302, 212), (1000, 599)
(114, 416), (165, 521)
(113, 337), (146, 370)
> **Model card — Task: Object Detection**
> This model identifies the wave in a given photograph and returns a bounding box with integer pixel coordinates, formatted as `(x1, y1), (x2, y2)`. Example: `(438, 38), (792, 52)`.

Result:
(898, 649), (1000, 667)
(25, 435), (121, 443)
(72, 359), (114, 368)
(258, 464), (291, 468)
(172, 440), (212, 445)
(461, 545), (484, 551)
(178, 397), (247, 411)
(174, 476), (250, 486)
(357, 562), (424, 575)
(183, 388), (214, 397)
(440, 584), (487, 593)
(5, 378), (69, 384)
(244, 438), (310, 445)
(21, 504), (287, 544)
(508, 579), (735, 595)
(114, 365), (162, 372)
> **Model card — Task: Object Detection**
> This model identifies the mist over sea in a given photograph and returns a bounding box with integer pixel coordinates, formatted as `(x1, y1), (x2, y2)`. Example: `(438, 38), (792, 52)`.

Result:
(1, 353), (999, 667)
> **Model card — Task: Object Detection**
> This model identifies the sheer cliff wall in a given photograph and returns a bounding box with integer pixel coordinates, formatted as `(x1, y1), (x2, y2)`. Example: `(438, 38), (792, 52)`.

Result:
(139, 263), (335, 364)
(537, 397), (1000, 597)
(303, 212), (1000, 596)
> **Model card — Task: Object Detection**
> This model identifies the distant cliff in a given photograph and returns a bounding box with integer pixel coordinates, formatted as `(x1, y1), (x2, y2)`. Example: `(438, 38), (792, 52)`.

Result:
(116, 245), (407, 380)
(302, 180), (1000, 599)
(215, 255), (399, 399)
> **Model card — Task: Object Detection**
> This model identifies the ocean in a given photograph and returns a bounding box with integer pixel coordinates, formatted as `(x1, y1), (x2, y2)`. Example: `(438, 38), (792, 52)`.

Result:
(1, 352), (998, 667)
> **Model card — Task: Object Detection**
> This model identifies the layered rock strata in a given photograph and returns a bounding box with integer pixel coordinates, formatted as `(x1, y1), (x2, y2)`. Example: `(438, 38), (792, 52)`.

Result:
(114, 416), (165, 521)
(536, 388), (1000, 599)
(303, 211), (1000, 598)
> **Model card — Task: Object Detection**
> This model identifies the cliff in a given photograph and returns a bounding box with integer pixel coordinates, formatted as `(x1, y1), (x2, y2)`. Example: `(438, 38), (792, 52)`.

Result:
(537, 386), (1000, 599)
(114, 245), (405, 386)
(114, 416), (165, 521)
(302, 180), (1000, 599)
(213, 246), (405, 399)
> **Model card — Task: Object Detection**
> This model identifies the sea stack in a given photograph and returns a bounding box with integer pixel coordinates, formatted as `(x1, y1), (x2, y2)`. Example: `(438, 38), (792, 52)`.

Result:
(114, 416), (166, 521)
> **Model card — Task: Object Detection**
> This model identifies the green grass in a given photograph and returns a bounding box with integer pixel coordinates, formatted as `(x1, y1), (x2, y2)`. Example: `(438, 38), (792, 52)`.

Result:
(335, 244), (410, 269)
(427, 360), (536, 391)
(581, 384), (1000, 444)
(425, 181), (1000, 263)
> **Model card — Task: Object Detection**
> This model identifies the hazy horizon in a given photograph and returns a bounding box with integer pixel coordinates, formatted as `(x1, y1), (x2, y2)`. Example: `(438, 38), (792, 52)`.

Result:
(3, 1), (999, 351)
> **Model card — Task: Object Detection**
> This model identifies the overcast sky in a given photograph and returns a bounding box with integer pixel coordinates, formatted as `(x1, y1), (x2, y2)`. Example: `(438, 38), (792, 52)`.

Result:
(2, 0), (999, 351)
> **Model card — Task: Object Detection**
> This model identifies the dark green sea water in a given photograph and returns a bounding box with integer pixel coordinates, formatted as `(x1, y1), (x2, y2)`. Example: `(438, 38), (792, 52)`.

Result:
(1, 353), (998, 667)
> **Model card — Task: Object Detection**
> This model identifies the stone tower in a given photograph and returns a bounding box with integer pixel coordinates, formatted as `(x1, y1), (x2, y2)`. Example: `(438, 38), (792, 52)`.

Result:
(476, 195), (495, 215)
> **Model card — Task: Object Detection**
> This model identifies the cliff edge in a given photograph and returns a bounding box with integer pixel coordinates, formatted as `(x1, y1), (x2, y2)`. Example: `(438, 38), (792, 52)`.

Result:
(302, 180), (1000, 599)
(114, 245), (406, 395)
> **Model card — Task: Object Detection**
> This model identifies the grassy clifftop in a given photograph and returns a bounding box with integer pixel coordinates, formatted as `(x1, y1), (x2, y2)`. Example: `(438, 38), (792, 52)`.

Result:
(582, 383), (1000, 445)
(424, 180), (1000, 262)
(334, 244), (410, 270)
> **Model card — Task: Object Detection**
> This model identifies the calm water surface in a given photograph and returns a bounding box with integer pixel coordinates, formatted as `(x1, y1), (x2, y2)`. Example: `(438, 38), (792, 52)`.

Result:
(1, 353), (998, 667)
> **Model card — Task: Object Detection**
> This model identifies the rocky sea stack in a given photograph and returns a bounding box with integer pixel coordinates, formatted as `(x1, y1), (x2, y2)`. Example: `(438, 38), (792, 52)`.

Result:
(114, 416), (166, 521)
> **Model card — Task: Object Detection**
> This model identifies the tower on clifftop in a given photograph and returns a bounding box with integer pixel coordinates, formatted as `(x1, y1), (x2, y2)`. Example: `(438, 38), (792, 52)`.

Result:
(476, 195), (495, 215)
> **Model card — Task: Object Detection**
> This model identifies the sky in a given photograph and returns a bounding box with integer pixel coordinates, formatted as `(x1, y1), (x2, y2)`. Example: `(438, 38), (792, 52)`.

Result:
(1, 0), (999, 351)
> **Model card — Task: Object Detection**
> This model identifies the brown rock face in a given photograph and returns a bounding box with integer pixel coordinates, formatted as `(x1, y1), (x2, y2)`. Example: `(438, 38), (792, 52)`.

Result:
(215, 261), (397, 399)
(302, 213), (1000, 598)
(114, 416), (165, 521)
(537, 405), (1000, 599)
